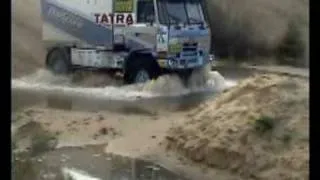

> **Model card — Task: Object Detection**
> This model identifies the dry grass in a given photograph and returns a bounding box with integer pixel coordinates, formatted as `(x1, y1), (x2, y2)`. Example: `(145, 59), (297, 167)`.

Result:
(165, 74), (309, 179)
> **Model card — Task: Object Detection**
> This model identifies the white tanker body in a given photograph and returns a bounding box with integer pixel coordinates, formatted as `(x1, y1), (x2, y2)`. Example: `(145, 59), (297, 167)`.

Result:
(41, 0), (215, 84)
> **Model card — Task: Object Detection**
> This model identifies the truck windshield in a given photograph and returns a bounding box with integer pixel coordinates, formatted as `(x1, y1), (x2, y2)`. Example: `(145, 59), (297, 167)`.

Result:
(157, 0), (205, 25)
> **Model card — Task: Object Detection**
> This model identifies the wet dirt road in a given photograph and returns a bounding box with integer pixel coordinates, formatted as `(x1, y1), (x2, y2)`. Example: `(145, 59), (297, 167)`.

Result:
(11, 67), (254, 180)
(12, 88), (215, 113)
(14, 145), (188, 180)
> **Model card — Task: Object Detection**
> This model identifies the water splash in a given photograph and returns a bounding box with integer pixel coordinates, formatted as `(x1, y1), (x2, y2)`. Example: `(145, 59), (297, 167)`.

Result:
(12, 68), (236, 101)
(62, 167), (101, 180)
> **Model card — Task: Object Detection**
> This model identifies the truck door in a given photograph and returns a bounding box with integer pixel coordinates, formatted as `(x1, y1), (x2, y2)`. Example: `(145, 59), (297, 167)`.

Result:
(113, 0), (135, 46)
(125, 0), (158, 50)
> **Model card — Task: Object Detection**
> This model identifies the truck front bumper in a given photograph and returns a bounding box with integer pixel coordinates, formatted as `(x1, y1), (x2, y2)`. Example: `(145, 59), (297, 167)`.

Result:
(157, 53), (215, 70)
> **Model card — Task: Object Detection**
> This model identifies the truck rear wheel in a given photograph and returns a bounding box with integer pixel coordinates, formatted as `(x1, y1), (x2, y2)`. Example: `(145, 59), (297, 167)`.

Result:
(124, 54), (160, 84)
(46, 47), (71, 75)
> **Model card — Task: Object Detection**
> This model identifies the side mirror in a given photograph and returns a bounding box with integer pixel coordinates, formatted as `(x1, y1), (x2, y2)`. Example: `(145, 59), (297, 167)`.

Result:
(174, 24), (181, 30)
(146, 16), (155, 26)
(199, 23), (205, 30)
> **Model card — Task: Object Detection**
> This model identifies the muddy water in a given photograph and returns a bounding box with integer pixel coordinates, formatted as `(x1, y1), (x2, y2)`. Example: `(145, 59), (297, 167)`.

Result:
(12, 88), (216, 113)
(12, 67), (253, 113)
(13, 145), (188, 180)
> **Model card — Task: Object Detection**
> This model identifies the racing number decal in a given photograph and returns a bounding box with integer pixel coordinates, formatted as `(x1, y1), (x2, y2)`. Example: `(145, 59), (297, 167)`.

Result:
(157, 33), (168, 51)
(157, 34), (165, 44)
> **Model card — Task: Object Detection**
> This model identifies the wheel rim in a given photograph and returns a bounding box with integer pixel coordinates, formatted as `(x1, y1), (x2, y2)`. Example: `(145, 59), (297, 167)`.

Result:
(53, 58), (67, 73)
(49, 51), (68, 74)
(135, 69), (150, 83)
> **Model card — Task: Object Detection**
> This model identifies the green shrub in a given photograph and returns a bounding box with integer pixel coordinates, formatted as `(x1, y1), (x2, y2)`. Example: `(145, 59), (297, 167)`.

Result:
(276, 19), (305, 66)
(30, 131), (57, 156)
(254, 116), (275, 134)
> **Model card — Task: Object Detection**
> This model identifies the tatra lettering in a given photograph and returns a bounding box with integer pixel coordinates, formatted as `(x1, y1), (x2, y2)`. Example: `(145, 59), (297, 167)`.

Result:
(94, 13), (135, 25)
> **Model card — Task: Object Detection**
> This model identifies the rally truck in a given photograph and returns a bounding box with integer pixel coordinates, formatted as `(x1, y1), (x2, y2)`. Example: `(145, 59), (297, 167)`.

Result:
(41, 0), (214, 84)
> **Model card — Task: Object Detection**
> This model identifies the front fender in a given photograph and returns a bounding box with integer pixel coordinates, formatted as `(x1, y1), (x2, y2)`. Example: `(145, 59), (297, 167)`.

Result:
(124, 48), (156, 70)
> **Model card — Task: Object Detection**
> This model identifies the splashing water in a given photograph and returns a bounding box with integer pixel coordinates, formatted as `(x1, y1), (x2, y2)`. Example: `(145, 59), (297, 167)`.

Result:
(62, 167), (101, 180)
(11, 66), (236, 101)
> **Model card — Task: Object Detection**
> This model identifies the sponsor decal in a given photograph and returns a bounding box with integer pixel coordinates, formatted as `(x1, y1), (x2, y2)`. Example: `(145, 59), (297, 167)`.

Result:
(168, 43), (182, 53)
(156, 29), (168, 51)
(42, 0), (113, 45)
(114, 0), (133, 12)
(47, 6), (84, 29)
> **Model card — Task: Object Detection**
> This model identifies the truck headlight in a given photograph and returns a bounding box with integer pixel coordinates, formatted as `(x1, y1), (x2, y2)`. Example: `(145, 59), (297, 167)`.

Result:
(168, 58), (177, 67)
(209, 54), (215, 61)
(199, 50), (203, 56)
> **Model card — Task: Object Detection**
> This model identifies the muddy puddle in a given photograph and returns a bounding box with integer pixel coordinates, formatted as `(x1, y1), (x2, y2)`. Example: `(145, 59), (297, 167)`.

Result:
(13, 145), (188, 180)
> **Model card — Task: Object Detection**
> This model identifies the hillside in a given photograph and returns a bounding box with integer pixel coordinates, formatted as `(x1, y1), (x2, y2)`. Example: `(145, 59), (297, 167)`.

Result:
(207, 0), (309, 65)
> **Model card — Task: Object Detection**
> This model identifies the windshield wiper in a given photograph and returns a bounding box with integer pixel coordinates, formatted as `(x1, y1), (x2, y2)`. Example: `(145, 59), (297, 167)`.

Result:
(188, 17), (202, 24)
(167, 12), (183, 25)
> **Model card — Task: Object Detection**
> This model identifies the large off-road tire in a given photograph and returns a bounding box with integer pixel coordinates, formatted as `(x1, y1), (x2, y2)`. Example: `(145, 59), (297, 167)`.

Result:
(183, 64), (211, 87)
(178, 69), (193, 87)
(124, 54), (160, 84)
(46, 47), (71, 75)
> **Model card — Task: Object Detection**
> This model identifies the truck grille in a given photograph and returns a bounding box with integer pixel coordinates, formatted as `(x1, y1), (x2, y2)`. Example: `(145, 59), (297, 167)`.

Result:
(182, 42), (198, 57)
(179, 42), (198, 66)
(182, 42), (197, 52)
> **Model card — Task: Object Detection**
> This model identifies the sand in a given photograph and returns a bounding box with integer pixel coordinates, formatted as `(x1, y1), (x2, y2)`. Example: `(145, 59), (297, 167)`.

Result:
(164, 74), (309, 179)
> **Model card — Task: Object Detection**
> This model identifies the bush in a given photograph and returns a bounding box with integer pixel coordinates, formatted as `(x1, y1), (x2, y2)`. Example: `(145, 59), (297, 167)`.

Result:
(254, 115), (275, 134)
(205, 1), (274, 60)
(30, 131), (57, 156)
(205, 0), (308, 64)
(276, 19), (305, 66)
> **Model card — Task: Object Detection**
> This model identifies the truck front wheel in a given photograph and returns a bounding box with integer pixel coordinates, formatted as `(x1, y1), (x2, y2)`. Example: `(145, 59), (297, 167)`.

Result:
(46, 47), (71, 75)
(134, 69), (151, 83)
(124, 54), (160, 84)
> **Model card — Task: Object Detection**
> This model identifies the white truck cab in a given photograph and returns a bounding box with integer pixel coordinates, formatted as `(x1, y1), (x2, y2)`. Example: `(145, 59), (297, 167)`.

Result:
(41, 0), (214, 84)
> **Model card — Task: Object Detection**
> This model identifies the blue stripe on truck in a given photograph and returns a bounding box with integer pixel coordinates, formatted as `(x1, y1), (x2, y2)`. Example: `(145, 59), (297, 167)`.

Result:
(41, 0), (113, 46)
